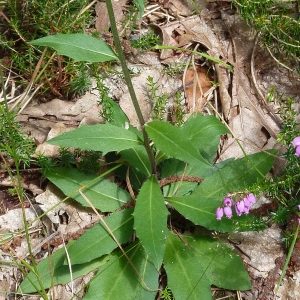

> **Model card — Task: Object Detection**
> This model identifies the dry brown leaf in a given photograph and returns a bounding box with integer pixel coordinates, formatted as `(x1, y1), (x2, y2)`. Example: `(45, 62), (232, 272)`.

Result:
(15, 91), (103, 146)
(184, 65), (213, 112)
(157, 12), (281, 159)
(167, 0), (194, 17)
(213, 14), (281, 160)
(95, 0), (127, 33)
(157, 14), (224, 60)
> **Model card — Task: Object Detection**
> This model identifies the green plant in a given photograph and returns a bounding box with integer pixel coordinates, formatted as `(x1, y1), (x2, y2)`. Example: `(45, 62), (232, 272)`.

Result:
(131, 31), (160, 50)
(162, 62), (187, 77)
(247, 95), (300, 295)
(146, 75), (169, 121)
(233, 0), (300, 72)
(0, 101), (35, 168)
(161, 286), (174, 299)
(0, 0), (95, 98)
(17, 16), (278, 298)
(171, 91), (186, 126)
(0, 68), (48, 299)
(1, 0), (299, 297)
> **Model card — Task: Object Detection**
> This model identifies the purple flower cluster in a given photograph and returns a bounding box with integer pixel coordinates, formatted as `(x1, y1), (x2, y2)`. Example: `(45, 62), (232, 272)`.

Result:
(216, 194), (256, 220)
(292, 136), (300, 156)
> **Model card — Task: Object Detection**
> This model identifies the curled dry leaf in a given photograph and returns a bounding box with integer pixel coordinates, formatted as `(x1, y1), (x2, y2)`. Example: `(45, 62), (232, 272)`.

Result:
(156, 14), (222, 60)
(184, 65), (213, 112)
(212, 13), (281, 160)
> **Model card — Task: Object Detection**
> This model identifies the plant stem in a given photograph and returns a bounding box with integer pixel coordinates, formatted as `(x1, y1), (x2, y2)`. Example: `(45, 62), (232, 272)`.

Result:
(274, 223), (299, 294)
(105, 0), (156, 174)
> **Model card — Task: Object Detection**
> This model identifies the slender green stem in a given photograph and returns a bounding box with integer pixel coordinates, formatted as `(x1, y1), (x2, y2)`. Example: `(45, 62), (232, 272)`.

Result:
(153, 45), (233, 72)
(105, 0), (156, 175)
(0, 67), (48, 299)
(275, 223), (299, 294)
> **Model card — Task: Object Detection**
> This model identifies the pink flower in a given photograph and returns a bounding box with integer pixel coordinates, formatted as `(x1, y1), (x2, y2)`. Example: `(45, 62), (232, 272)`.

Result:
(292, 136), (300, 147)
(223, 197), (233, 207)
(216, 207), (224, 220)
(243, 197), (251, 214)
(295, 146), (300, 157)
(247, 193), (256, 205)
(235, 200), (245, 216)
(224, 206), (233, 219)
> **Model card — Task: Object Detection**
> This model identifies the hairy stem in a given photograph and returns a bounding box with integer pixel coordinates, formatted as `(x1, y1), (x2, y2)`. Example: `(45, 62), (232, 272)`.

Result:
(105, 0), (156, 174)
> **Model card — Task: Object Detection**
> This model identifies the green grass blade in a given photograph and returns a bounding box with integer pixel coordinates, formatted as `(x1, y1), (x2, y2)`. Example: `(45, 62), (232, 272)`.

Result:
(19, 240), (110, 294)
(66, 209), (134, 265)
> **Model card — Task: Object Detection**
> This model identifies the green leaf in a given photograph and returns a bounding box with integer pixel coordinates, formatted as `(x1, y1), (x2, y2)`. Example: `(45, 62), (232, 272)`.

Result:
(19, 240), (110, 293)
(44, 167), (131, 212)
(30, 33), (118, 62)
(67, 209), (134, 265)
(164, 232), (212, 300)
(104, 98), (143, 140)
(105, 97), (130, 127)
(160, 159), (204, 197)
(120, 146), (151, 176)
(181, 113), (229, 162)
(83, 242), (158, 300)
(145, 121), (211, 176)
(167, 194), (263, 232)
(166, 151), (275, 232)
(47, 123), (142, 155)
(133, 0), (145, 21)
(185, 235), (251, 290)
(194, 150), (276, 198)
(133, 175), (169, 269)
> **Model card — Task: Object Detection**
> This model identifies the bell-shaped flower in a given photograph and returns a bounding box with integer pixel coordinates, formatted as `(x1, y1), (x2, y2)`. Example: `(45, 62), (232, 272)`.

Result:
(247, 193), (256, 205)
(224, 205), (233, 219)
(223, 197), (233, 207)
(216, 207), (224, 220)
(235, 200), (245, 216)
(292, 136), (300, 147)
(295, 145), (300, 157)
(243, 197), (251, 214)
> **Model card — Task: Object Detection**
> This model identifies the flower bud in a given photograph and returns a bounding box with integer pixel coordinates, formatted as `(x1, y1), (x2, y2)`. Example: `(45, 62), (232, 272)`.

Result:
(216, 207), (224, 220)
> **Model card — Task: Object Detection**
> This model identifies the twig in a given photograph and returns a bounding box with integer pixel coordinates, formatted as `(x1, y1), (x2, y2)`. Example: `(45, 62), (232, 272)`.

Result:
(126, 167), (136, 200)
(159, 175), (203, 188)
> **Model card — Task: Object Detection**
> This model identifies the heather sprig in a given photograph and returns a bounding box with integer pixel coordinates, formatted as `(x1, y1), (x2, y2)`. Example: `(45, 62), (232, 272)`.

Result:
(216, 194), (257, 220)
